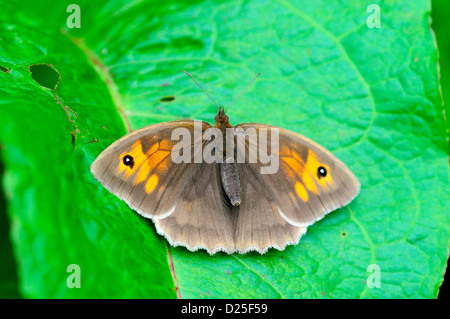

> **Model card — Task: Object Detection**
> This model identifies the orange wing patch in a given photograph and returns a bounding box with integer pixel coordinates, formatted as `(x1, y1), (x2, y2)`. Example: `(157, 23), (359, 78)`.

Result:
(282, 157), (303, 175)
(304, 150), (333, 189)
(147, 142), (159, 156)
(281, 148), (333, 201)
(117, 140), (146, 177)
(301, 169), (317, 194)
(294, 181), (308, 201)
(145, 173), (159, 193)
(117, 139), (173, 192)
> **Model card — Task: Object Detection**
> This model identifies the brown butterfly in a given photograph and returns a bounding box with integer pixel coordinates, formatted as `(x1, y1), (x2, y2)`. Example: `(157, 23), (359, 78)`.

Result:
(91, 71), (360, 254)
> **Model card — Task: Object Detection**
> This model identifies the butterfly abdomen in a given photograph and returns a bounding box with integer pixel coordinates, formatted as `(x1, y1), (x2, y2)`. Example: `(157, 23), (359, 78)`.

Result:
(220, 159), (241, 206)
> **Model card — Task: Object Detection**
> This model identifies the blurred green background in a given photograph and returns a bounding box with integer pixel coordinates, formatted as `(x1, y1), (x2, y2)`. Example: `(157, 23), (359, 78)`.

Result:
(0, 0), (449, 299)
(433, 1), (450, 299)
(433, 0), (450, 140)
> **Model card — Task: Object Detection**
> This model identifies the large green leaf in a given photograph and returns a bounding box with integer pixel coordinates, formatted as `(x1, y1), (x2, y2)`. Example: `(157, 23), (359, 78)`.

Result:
(1, 0), (449, 298)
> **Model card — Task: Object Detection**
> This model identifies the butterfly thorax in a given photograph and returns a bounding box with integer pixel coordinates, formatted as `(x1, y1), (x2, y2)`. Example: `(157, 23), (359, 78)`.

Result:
(214, 107), (241, 207)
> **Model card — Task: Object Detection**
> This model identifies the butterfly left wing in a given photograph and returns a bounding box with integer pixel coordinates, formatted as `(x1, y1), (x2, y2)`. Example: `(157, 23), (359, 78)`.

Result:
(91, 120), (236, 254)
(234, 123), (360, 228)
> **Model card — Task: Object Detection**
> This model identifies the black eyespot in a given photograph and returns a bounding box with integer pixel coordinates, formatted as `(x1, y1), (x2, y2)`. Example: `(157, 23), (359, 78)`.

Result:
(123, 155), (134, 169)
(317, 166), (327, 179)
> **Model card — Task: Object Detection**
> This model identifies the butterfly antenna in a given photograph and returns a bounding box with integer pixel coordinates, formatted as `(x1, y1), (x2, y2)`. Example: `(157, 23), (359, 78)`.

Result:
(182, 70), (221, 110)
(225, 72), (261, 113)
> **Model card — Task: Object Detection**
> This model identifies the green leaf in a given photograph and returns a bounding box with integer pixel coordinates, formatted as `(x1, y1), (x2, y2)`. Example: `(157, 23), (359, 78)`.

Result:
(1, 0), (449, 298)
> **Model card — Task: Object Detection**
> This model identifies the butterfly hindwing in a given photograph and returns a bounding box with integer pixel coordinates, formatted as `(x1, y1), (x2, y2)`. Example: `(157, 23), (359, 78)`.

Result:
(154, 162), (235, 254)
(233, 163), (307, 254)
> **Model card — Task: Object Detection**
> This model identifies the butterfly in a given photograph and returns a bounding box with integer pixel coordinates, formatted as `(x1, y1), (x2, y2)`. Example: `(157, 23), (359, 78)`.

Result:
(90, 71), (360, 255)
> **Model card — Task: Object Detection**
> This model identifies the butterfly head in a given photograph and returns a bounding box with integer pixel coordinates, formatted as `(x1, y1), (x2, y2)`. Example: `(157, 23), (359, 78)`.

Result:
(214, 106), (232, 129)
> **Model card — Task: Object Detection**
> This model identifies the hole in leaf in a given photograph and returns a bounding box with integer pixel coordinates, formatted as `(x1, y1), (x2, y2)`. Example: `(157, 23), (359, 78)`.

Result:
(159, 95), (176, 103)
(29, 64), (60, 90)
(71, 133), (76, 147)
(341, 232), (347, 237)
(0, 65), (10, 73)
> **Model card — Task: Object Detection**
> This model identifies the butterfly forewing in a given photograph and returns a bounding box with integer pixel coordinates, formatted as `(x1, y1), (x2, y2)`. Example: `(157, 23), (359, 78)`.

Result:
(91, 121), (210, 219)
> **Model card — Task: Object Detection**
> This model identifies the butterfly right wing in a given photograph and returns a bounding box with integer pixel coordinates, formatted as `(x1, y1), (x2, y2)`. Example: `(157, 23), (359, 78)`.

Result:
(234, 123), (360, 227)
